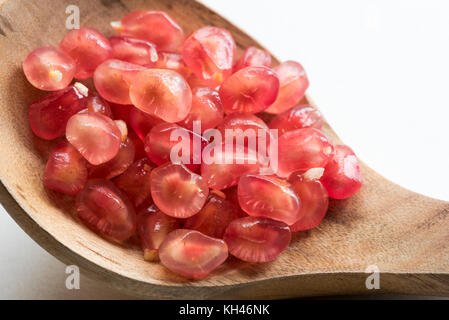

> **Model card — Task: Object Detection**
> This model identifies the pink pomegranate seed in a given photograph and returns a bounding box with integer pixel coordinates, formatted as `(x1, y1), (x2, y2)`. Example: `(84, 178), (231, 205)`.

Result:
(109, 36), (158, 67)
(128, 130), (146, 160)
(159, 229), (228, 279)
(150, 163), (209, 218)
(265, 61), (309, 114)
(66, 112), (121, 165)
(288, 168), (329, 231)
(217, 112), (269, 135)
(94, 59), (146, 105)
(269, 104), (324, 135)
(76, 179), (136, 242)
(144, 122), (206, 172)
(129, 69), (192, 123)
(88, 137), (135, 179)
(182, 26), (236, 87)
(28, 84), (89, 140)
(223, 216), (291, 263)
(22, 46), (75, 91)
(154, 52), (190, 77)
(110, 103), (132, 122)
(178, 87), (224, 132)
(114, 157), (153, 207)
(186, 74), (218, 90)
(112, 11), (184, 52)
(129, 106), (165, 141)
(219, 66), (279, 114)
(59, 27), (113, 79)
(277, 128), (334, 178)
(233, 46), (272, 72)
(44, 140), (88, 195)
(201, 142), (262, 190)
(86, 93), (113, 117)
(184, 191), (239, 238)
(320, 145), (362, 199)
(137, 205), (180, 261)
(238, 174), (301, 225)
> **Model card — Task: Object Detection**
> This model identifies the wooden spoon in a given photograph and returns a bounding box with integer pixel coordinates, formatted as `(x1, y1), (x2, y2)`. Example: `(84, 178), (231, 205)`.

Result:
(0, 0), (448, 299)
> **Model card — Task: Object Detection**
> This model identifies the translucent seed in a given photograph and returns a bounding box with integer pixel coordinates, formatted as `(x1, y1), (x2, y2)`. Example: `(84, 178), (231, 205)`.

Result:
(269, 104), (324, 135)
(129, 106), (165, 141)
(233, 46), (272, 72)
(110, 36), (158, 67)
(154, 52), (190, 77)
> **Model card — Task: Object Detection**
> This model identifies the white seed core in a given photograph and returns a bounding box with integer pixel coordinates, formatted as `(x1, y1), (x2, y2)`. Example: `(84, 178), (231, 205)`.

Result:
(74, 82), (89, 97)
(304, 167), (325, 181)
(49, 69), (63, 83)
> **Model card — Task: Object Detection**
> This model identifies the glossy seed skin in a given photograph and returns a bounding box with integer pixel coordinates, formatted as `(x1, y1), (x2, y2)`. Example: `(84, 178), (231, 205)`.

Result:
(23, 46), (75, 91)
(238, 174), (301, 225)
(44, 139), (88, 195)
(59, 27), (113, 79)
(269, 104), (324, 135)
(159, 229), (228, 279)
(110, 36), (158, 67)
(224, 216), (291, 263)
(320, 145), (362, 199)
(233, 46), (272, 72)
(150, 163), (209, 218)
(76, 179), (136, 242)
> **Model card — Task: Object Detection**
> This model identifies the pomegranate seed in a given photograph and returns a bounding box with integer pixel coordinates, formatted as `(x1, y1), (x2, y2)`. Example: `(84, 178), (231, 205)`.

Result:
(320, 145), (362, 199)
(137, 205), (181, 261)
(94, 59), (146, 105)
(114, 157), (153, 207)
(144, 122), (206, 172)
(219, 66), (279, 114)
(238, 174), (301, 225)
(159, 229), (228, 279)
(277, 128), (334, 178)
(178, 87), (224, 132)
(88, 137), (135, 179)
(59, 27), (112, 79)
(182, 26), (236, 86)
(288, 168), (329, 231)
(184, 192), (239, 238)
(22, 46), (75, 91)
(223, 216), (291, 263)
(269, 104), (324, 135)
(186, 74), (218, 90)
(129, 106), (165, 141)
(110, 103), (132, 122)
(154, 52), (190, 77)
(86, 93), (113, 117)
(44, 139), (88, 195)
(110, 36), (158, 67)
(128, 130), (146, 160)
(76, 179), (136, 242)
(233, 46), (272, 72)
(265, 61), (309, 114)
(129, 69), (192, 123)
(28, 84), (88, 140)
(218, 112), (269, 135)
(66, 112), (121, 165)
(150, 163), (209, 218)
(114, 120), (128, 142)
(201, 143), (262, 190)
(112, 11), (184, 52)
(223, 187), (247, 218)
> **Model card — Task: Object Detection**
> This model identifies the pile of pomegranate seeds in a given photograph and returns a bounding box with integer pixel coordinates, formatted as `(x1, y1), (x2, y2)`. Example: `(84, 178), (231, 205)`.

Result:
(23, 10), (362, 280)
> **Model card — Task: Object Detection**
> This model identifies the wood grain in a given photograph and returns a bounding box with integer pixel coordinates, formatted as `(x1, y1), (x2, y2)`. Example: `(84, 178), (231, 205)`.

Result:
(0, 0), (448, 299)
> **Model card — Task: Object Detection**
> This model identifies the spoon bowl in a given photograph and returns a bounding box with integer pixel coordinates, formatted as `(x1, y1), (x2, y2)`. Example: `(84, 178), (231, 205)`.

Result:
(0, 0), (448, 299)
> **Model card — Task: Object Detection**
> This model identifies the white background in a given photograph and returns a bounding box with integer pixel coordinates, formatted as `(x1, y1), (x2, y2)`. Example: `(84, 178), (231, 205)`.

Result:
(0, 0), (448, 299)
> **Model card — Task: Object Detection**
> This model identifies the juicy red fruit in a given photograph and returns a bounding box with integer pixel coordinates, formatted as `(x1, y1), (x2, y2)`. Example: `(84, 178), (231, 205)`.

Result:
(265, 61), (309, 114)
(238, 174), (301, 225)
(76, 179), (136, 242)
(219, 66), (279, 114)
(44, 140), (88, 195)
(320, 145), (362, 199)
(138, 205), (181, 261)
(66, 112), (121, 165)
(22, 46), (75, 91)
(151, 163), (209, 218)
(59, 27), (112, 79)
(113, 11), (184, 52)
(277, 128), (334, 178)
(288, 169), (329, 231)
(129, 106), (165, 141)
(159, 229), (228, 279)
(29, 84), (88, 140)
(110, 36), (158, 67)
(114, 157), (153, 207)
(86, 93), (113, 117)
(155, 52), (190, 78)
(224, 216), (291, 263)
(269, 104), (324, 135)
(182, 26), (236, 86)
(184, 191), (239, 238)
(129, 69), (192, 123)
(233, 46), (272, 72)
